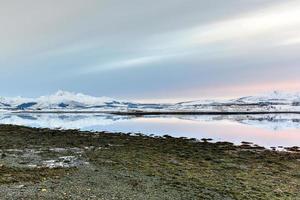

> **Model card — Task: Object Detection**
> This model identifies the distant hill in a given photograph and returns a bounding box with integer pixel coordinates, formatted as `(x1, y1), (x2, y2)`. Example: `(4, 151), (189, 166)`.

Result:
(1, 90), (300, 113)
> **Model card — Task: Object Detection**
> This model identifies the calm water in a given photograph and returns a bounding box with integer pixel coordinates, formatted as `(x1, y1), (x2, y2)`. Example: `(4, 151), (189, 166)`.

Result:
(0, 113), (300, 148)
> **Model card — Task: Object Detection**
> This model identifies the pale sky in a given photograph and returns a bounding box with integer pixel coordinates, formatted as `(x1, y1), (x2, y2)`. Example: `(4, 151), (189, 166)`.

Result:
(1, 0), (300, 102)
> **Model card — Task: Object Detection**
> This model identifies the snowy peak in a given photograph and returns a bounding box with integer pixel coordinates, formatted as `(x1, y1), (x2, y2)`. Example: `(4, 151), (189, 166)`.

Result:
(1, 90), (300, 112)
(37, 90), (116, 105)
(234, 91), (300, 104)
(0, 91), (126, 111)
(169, 91), (300, 112)
(176, 91), (300, 106)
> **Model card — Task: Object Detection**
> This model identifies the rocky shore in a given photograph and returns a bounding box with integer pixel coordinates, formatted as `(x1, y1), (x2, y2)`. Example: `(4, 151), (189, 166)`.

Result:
(0, 125), (300, 199)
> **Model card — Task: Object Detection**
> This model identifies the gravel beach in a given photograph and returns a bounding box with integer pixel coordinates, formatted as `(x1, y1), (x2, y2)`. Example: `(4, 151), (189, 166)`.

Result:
(1, 125), (300, 199)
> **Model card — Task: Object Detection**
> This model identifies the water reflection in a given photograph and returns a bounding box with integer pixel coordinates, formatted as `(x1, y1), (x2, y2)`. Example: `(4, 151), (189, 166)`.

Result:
(0, 113), (299, 147)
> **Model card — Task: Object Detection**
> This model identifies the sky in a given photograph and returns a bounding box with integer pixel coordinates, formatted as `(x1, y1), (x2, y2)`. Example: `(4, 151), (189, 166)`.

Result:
(1, 0), (300, 102)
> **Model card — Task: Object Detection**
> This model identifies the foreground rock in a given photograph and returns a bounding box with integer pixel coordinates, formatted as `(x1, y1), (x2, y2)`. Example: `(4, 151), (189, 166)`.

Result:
(0, 125), (300, 199)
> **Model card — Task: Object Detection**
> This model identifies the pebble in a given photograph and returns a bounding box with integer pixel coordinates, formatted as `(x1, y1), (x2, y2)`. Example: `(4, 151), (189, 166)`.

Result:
(15, 185), (25, 189)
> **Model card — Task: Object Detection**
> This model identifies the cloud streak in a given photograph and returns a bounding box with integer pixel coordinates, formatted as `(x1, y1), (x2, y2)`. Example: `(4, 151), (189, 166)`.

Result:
(0, 0), (300, 101)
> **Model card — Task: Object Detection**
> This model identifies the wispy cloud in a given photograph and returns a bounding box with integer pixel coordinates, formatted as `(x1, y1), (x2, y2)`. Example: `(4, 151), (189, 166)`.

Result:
(279, 37), (300, 46)
(82, 54), (177, 73)
(82, 1), (300, 73)
(180, 1), (300, 49)
(1, 0), (300, 100)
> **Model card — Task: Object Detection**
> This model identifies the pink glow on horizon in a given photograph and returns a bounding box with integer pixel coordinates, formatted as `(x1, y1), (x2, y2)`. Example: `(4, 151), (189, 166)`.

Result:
(135, 80), (300, 103)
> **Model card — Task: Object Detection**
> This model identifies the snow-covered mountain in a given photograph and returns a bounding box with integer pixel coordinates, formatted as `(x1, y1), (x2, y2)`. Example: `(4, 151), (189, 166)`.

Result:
(1, 90), (300, 112)
(170, 91), (300, 112)
(0, 90), (170, 112)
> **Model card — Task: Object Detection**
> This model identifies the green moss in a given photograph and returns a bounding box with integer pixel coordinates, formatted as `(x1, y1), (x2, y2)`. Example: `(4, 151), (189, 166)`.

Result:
(0, 124), (300, 199)
(0, 165), (73, 184)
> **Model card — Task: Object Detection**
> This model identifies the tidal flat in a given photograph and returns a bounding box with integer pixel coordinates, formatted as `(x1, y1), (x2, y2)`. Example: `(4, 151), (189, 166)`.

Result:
(0, 125), (300, 199)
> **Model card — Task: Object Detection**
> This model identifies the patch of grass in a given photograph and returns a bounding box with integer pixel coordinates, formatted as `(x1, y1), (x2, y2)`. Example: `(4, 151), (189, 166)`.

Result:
(0, 165), (73, 184)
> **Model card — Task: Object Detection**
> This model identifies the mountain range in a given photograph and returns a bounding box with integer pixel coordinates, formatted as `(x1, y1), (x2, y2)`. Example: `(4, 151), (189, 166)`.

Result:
(1, 90), (300, 113)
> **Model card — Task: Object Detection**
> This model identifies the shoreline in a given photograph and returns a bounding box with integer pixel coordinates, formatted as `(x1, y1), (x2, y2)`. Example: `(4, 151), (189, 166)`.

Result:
(4, 110), (300, 115)
(0, 124), (300, 199)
